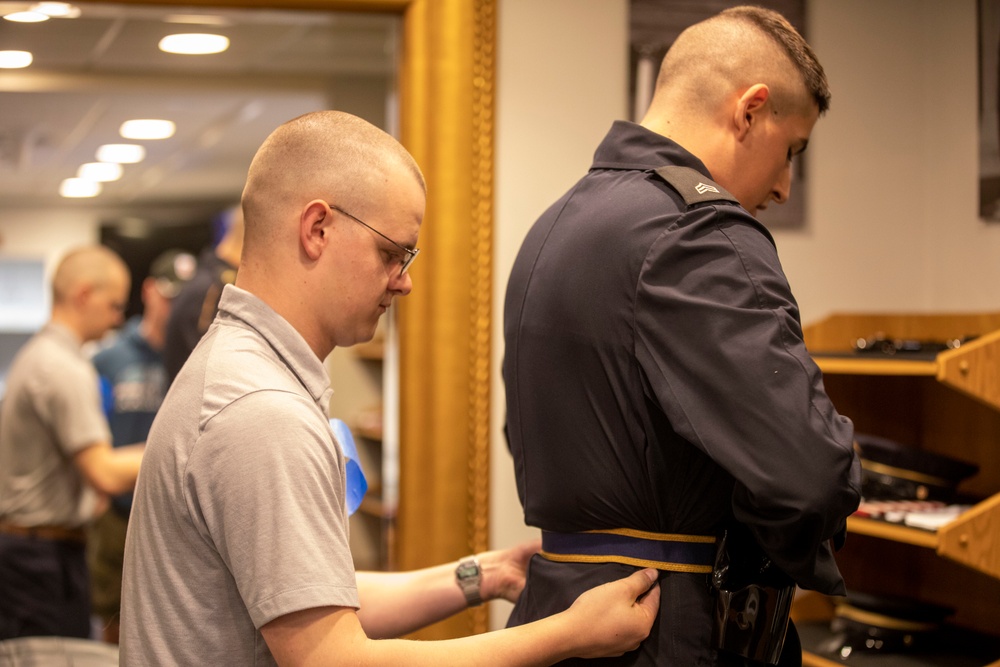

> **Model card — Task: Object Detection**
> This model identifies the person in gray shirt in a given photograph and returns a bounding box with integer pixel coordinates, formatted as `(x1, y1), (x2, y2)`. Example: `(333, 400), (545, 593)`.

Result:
(0, 245), (145, 639)
(120, 110), (662, 667)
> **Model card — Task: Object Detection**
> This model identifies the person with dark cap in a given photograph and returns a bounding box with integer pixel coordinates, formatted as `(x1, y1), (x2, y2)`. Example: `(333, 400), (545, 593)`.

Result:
(0, 245), (145, 640)
(88, 248), (196, 643)
(503, 5), (861, 666)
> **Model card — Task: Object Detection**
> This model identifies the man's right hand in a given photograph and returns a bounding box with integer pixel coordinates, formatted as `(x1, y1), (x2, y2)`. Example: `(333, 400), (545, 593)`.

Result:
(565, 568), (661, 659)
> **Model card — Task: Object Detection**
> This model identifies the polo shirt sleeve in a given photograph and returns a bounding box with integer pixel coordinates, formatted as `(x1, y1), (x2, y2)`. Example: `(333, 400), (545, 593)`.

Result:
(184, 389), (359, 628)
(45, 353), (112, 456)
(634, 205), (861, 593)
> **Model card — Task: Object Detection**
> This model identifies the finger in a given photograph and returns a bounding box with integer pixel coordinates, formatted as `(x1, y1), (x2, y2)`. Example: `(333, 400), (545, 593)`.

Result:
(635, 578), (661, 616)
(519, 538), (542, 557)
(623, 568), (658, 599)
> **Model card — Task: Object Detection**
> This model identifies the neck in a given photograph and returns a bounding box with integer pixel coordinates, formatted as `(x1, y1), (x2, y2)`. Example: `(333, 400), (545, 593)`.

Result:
(139, 316), (165, 351)
(234, 271), (331, 361)
(49, 308), (86, 343)
(642, 111), (726, 179)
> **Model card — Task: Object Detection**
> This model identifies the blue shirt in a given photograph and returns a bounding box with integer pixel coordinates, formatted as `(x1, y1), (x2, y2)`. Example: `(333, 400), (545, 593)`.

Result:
(93, 316), (167, 513)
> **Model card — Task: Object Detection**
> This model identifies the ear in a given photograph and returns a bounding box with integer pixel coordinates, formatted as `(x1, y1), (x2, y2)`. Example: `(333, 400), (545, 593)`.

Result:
(140, 276), (157, 301)
(72, 281), (94, 308)
(733, 83), (770, 141)
(300, 200), (331, 261)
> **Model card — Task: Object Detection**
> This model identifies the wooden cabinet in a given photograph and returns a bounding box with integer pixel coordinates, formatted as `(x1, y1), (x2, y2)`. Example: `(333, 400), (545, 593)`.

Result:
(796, 312), (1000, 666)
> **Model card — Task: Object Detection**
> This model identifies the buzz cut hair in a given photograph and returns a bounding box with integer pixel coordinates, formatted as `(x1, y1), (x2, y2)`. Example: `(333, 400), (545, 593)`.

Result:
(719, 5), (830, 114)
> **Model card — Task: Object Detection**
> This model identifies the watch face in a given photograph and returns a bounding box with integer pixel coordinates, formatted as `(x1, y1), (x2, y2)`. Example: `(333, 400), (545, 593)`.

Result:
(457, 562), (479, 579)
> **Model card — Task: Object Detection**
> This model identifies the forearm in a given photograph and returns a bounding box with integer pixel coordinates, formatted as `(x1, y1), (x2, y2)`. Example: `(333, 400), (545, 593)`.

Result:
(108, 444), (145, 493)
(355, 612), (579, 667)
(264, 569), (658, 667)
(356, 543), (536, 638)
(75, 442), (144, 495)
(355, 564), (466, 638)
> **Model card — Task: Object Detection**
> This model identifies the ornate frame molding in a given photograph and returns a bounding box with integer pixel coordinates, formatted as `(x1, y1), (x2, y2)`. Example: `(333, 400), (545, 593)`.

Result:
(396, 0), (495, 640)
(100, 0), (494, 639)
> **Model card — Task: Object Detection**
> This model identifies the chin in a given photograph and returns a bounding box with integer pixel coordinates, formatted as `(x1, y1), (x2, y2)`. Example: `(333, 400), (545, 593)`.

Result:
(355, 322), (380, 345)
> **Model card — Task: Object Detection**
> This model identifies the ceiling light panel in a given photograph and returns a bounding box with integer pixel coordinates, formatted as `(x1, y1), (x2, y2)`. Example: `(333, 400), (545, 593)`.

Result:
(60, 177), (101, 197)
(0, 50), (32, 68)
(159, 33), (229, 55)
(96, 144), (146, 164)
(120, 119), (175, 140)
(3, 11), (48, 23)
(78, 161), (122, 182)
(31, 2), (80, 18)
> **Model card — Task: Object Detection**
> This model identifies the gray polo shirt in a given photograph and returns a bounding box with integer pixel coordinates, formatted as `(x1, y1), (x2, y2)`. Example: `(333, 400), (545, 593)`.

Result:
(0, 323), (108, 527)
(120, 285), (358, 667)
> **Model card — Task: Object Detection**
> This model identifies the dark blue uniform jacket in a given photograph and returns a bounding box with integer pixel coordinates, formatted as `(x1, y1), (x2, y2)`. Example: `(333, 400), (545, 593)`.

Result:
(503, 121), (861, 665)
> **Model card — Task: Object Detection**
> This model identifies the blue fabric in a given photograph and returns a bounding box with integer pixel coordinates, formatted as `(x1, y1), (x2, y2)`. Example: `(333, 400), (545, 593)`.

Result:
(98, 376), (114, 419)
(328, 418), (368, 516)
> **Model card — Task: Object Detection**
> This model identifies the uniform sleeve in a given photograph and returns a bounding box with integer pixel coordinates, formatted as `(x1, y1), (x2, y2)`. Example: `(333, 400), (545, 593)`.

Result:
(184, 390), (359, 628)
(634, 205), (861, 593)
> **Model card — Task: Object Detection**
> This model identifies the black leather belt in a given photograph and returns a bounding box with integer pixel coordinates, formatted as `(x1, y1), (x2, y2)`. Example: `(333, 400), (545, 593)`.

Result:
(541, 528), (717, 574)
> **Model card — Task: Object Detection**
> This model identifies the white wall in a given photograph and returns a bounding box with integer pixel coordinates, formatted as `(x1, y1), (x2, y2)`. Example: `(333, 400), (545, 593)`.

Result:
(1, 207), (103, 275)
(490, 0), (995, 628)
(777, 0), (995, 322)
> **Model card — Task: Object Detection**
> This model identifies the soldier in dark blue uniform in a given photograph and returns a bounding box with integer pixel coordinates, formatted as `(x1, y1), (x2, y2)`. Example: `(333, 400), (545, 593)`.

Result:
(503, 6), (862, 665)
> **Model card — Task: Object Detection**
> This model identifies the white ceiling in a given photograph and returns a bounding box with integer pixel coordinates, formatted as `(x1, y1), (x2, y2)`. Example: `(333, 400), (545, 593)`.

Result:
(0, 1), (398, 225)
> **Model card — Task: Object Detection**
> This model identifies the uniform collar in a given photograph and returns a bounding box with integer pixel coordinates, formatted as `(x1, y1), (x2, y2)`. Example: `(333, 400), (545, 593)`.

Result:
(591, 120), (712, 176)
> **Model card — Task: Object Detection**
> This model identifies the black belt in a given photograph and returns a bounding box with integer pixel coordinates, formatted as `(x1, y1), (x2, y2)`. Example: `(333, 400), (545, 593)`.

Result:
(541, 528), (717, 574)
(0, 521), (87, 544)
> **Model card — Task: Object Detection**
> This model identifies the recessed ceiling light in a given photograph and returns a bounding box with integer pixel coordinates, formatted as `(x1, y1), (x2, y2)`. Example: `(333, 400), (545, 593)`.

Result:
(120, 119), (175, 140)
(31, 2), (81, 18)
(60, 178), (101, 198)
(78, 162), (123, 182)
(158, 33), (229, 55)
(3, 10), (49, 22)
(96, 144), (146, 164)
(0, 50), (32, 69)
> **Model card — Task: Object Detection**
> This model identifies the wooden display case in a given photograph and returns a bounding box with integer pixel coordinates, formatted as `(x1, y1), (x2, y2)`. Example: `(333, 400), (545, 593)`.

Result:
(797, 312), (1000, 666)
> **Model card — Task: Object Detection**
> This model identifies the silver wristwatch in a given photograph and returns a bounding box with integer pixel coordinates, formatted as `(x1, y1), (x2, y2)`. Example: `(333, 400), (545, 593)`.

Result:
(455, 555), (483, 607)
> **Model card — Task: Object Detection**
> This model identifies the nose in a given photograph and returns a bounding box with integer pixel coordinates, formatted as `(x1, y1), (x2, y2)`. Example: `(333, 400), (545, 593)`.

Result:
(391, 270), (413, 297)
(771, 163), (792, 206)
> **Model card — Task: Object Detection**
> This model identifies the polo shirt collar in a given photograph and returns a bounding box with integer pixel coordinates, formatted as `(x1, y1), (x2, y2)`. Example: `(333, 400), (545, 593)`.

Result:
(216, 284), (332, 405)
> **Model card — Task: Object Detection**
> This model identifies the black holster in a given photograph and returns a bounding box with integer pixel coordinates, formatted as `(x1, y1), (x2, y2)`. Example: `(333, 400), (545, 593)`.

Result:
(711, 526), (796, 665)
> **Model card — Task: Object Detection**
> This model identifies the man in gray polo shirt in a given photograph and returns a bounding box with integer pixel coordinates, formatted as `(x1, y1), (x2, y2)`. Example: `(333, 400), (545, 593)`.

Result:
(0, 245), (145, 639)
(120, 110), (661, 667)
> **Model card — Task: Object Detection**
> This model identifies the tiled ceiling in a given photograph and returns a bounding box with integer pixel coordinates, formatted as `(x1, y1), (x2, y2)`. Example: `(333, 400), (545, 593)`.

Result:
(0, 2), (398, 225)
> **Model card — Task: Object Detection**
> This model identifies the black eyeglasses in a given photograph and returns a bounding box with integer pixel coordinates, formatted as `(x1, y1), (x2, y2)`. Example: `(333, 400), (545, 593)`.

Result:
(327, 203), (419, 276)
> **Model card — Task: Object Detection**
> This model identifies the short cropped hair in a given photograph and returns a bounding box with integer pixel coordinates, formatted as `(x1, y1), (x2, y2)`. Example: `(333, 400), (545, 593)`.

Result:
(719, 6), (830, 114)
